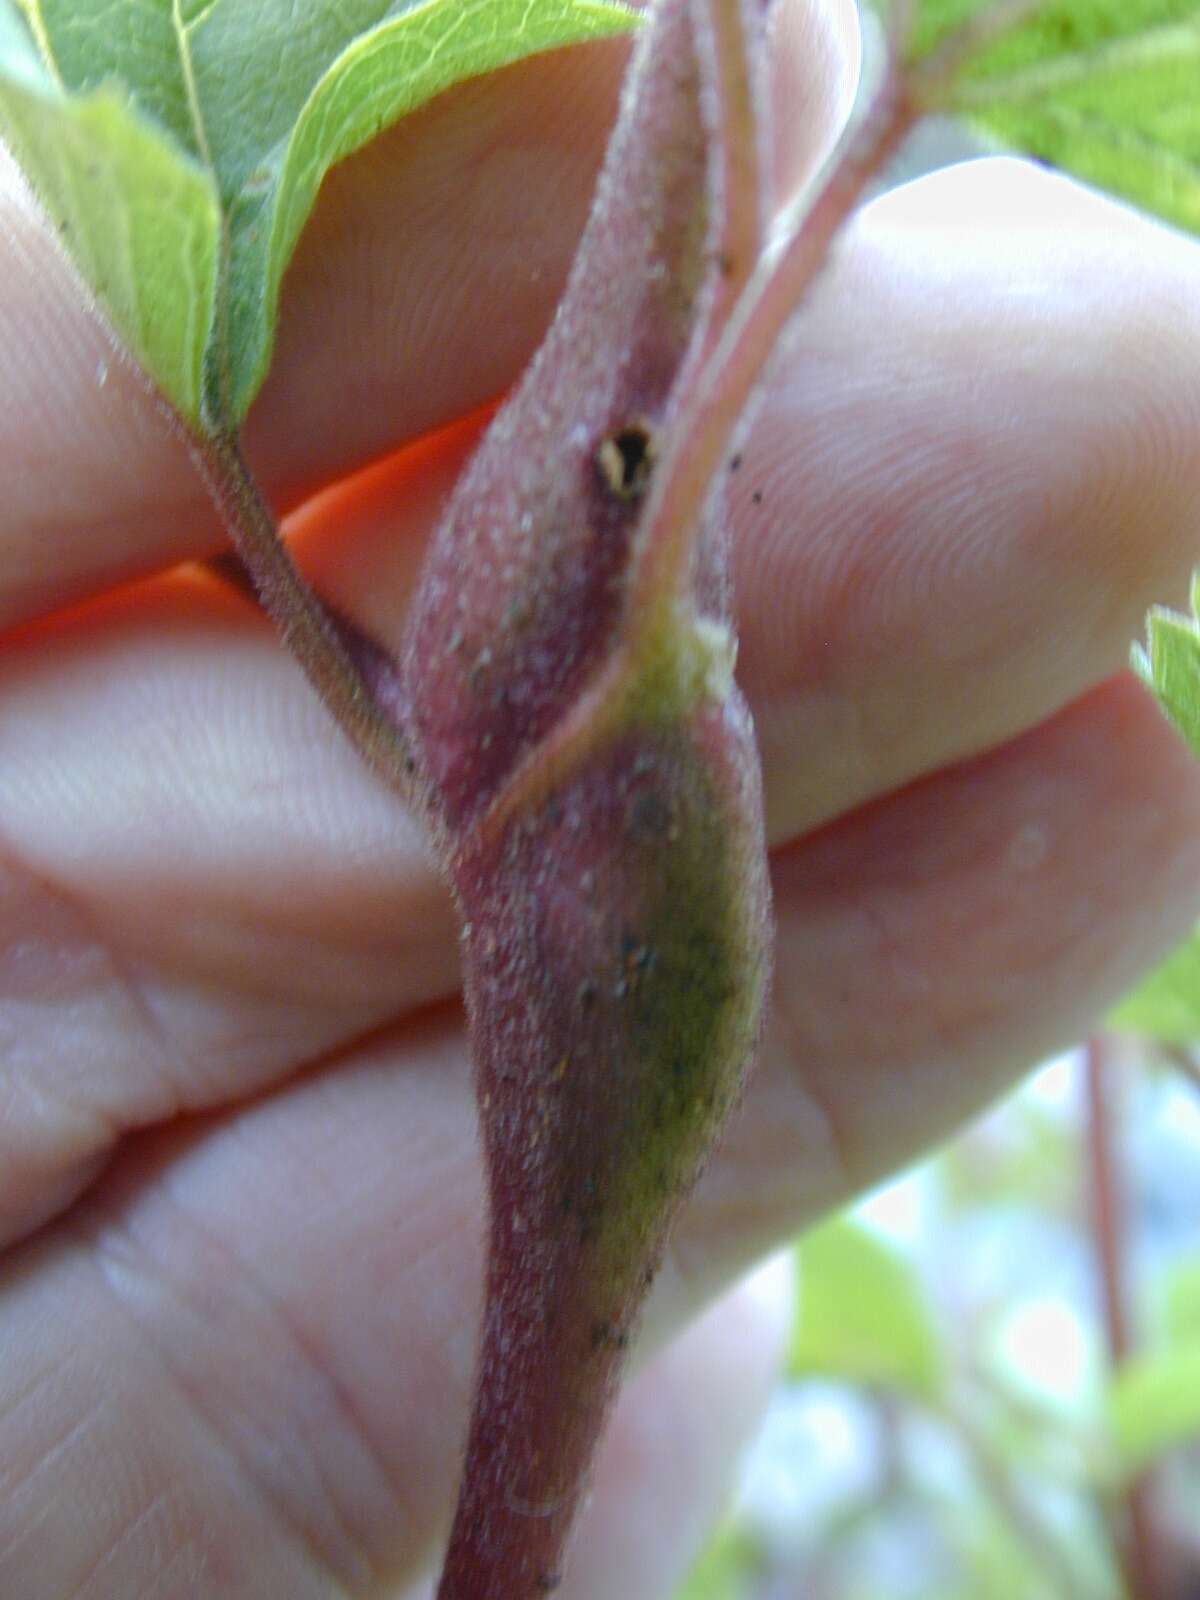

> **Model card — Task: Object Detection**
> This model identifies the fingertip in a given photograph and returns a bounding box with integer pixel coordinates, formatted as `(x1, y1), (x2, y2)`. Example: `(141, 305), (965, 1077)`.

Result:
(734, 155), (1200, 843)
(769, 0), (862, 203)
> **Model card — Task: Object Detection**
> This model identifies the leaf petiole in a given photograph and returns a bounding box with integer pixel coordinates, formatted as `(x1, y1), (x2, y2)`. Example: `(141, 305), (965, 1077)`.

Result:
(193, 431), (419, 802)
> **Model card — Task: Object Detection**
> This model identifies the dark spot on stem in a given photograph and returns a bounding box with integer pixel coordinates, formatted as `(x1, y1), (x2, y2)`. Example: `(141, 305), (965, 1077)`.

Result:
(621, 934), (655, 974)
(618, 933), (655, 997)
(590, 1320), (630, 1352)
(628, 789), (672, 840)
(595, 422), (657, 501)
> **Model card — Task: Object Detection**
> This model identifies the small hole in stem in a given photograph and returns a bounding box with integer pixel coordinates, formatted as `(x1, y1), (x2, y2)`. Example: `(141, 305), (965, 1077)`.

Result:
(596, 422), (657, 501)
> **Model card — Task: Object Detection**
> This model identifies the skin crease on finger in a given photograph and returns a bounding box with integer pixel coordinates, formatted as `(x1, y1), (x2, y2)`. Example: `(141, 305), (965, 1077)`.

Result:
(2, 683), (1200, 1598)
(0, 0), (858, 630)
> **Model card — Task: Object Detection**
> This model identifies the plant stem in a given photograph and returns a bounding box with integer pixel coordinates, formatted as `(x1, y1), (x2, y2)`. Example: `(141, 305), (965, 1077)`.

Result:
(458, 44), (918, 853)
(624, 0), (1048, 636)
(1084, 1035), (1163, 1600)
(460, 0), (1049, 856)
(194, 432), (418, 801)
(944, 1400), (1093, 1600)
(695, 0), (765, 340)
(623, 50), (917, 639)
(908, 0), (1049, 95)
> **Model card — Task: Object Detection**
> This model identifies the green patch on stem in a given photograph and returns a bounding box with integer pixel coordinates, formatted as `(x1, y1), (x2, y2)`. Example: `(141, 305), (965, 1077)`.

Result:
(622, 609), (738, 733)
(586, 731), (765, 1273)
(0, 0), (637, 428)
(914, 0), (1200, 240)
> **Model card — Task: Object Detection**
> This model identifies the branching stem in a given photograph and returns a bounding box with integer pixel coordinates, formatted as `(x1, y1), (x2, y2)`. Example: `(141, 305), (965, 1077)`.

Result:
(908, 0), (1048, 100)
(189, 0), (1040, 866)
(622, 0), (1046, 638)
(624, 51), (916, 638)
(464, 64), (916, 855)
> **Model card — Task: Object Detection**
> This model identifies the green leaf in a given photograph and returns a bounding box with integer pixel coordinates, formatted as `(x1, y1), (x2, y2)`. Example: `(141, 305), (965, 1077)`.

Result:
(1108, 1346), (1200, 1476)
(673, 1524), (759, 1600)
(788, 1215), (945, 1400)
(0, 0), (637, 428)
(0, 9), (220, 421)
(1157, 1258), (1200, 1346)
(1132, 571), (1200, 760)
(1108, 923), (1200, 1043)
(914, 1), (1200, 241)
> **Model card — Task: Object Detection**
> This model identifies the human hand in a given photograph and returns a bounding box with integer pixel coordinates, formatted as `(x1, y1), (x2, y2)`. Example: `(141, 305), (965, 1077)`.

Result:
(4, 2), (1200, 1594)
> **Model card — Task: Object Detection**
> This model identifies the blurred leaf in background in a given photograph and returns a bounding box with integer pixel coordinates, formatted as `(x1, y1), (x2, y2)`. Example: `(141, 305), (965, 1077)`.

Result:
(1109, 1347), (1200, 1478)
(913, 0), (1200, 242)
(1109, 928), (1200, 1046)
(789, 1218), (945, 1403)
(676, 1053), (1200, 1598)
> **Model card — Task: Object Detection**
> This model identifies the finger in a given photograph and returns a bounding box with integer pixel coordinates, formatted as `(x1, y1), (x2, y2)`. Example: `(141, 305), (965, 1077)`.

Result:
(7, 674), (1196, 1593)
(736, 157), (1200, 840)
(5, 161), (1200, 1242)
(0, 1026), (787, 1599)
(768, 0), (860, 208)
(669, 674), (1200, 1302)
(290, 159), (1200, 846)
(0, 0), (856, 629)
(0, 572), (453, 1245)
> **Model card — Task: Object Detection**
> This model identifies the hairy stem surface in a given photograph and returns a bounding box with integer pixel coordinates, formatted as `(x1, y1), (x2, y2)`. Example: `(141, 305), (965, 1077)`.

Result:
(195, 432), (418, 800)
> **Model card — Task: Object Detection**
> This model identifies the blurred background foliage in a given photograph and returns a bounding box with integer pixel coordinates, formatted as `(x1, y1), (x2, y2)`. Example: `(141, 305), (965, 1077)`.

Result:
(674, 1028), (1200, 1599)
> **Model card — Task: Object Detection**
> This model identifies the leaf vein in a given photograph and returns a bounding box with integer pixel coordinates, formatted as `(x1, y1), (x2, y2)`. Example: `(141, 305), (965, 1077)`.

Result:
(172, 0), (214, 173)
(13, 0), (63, 88)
